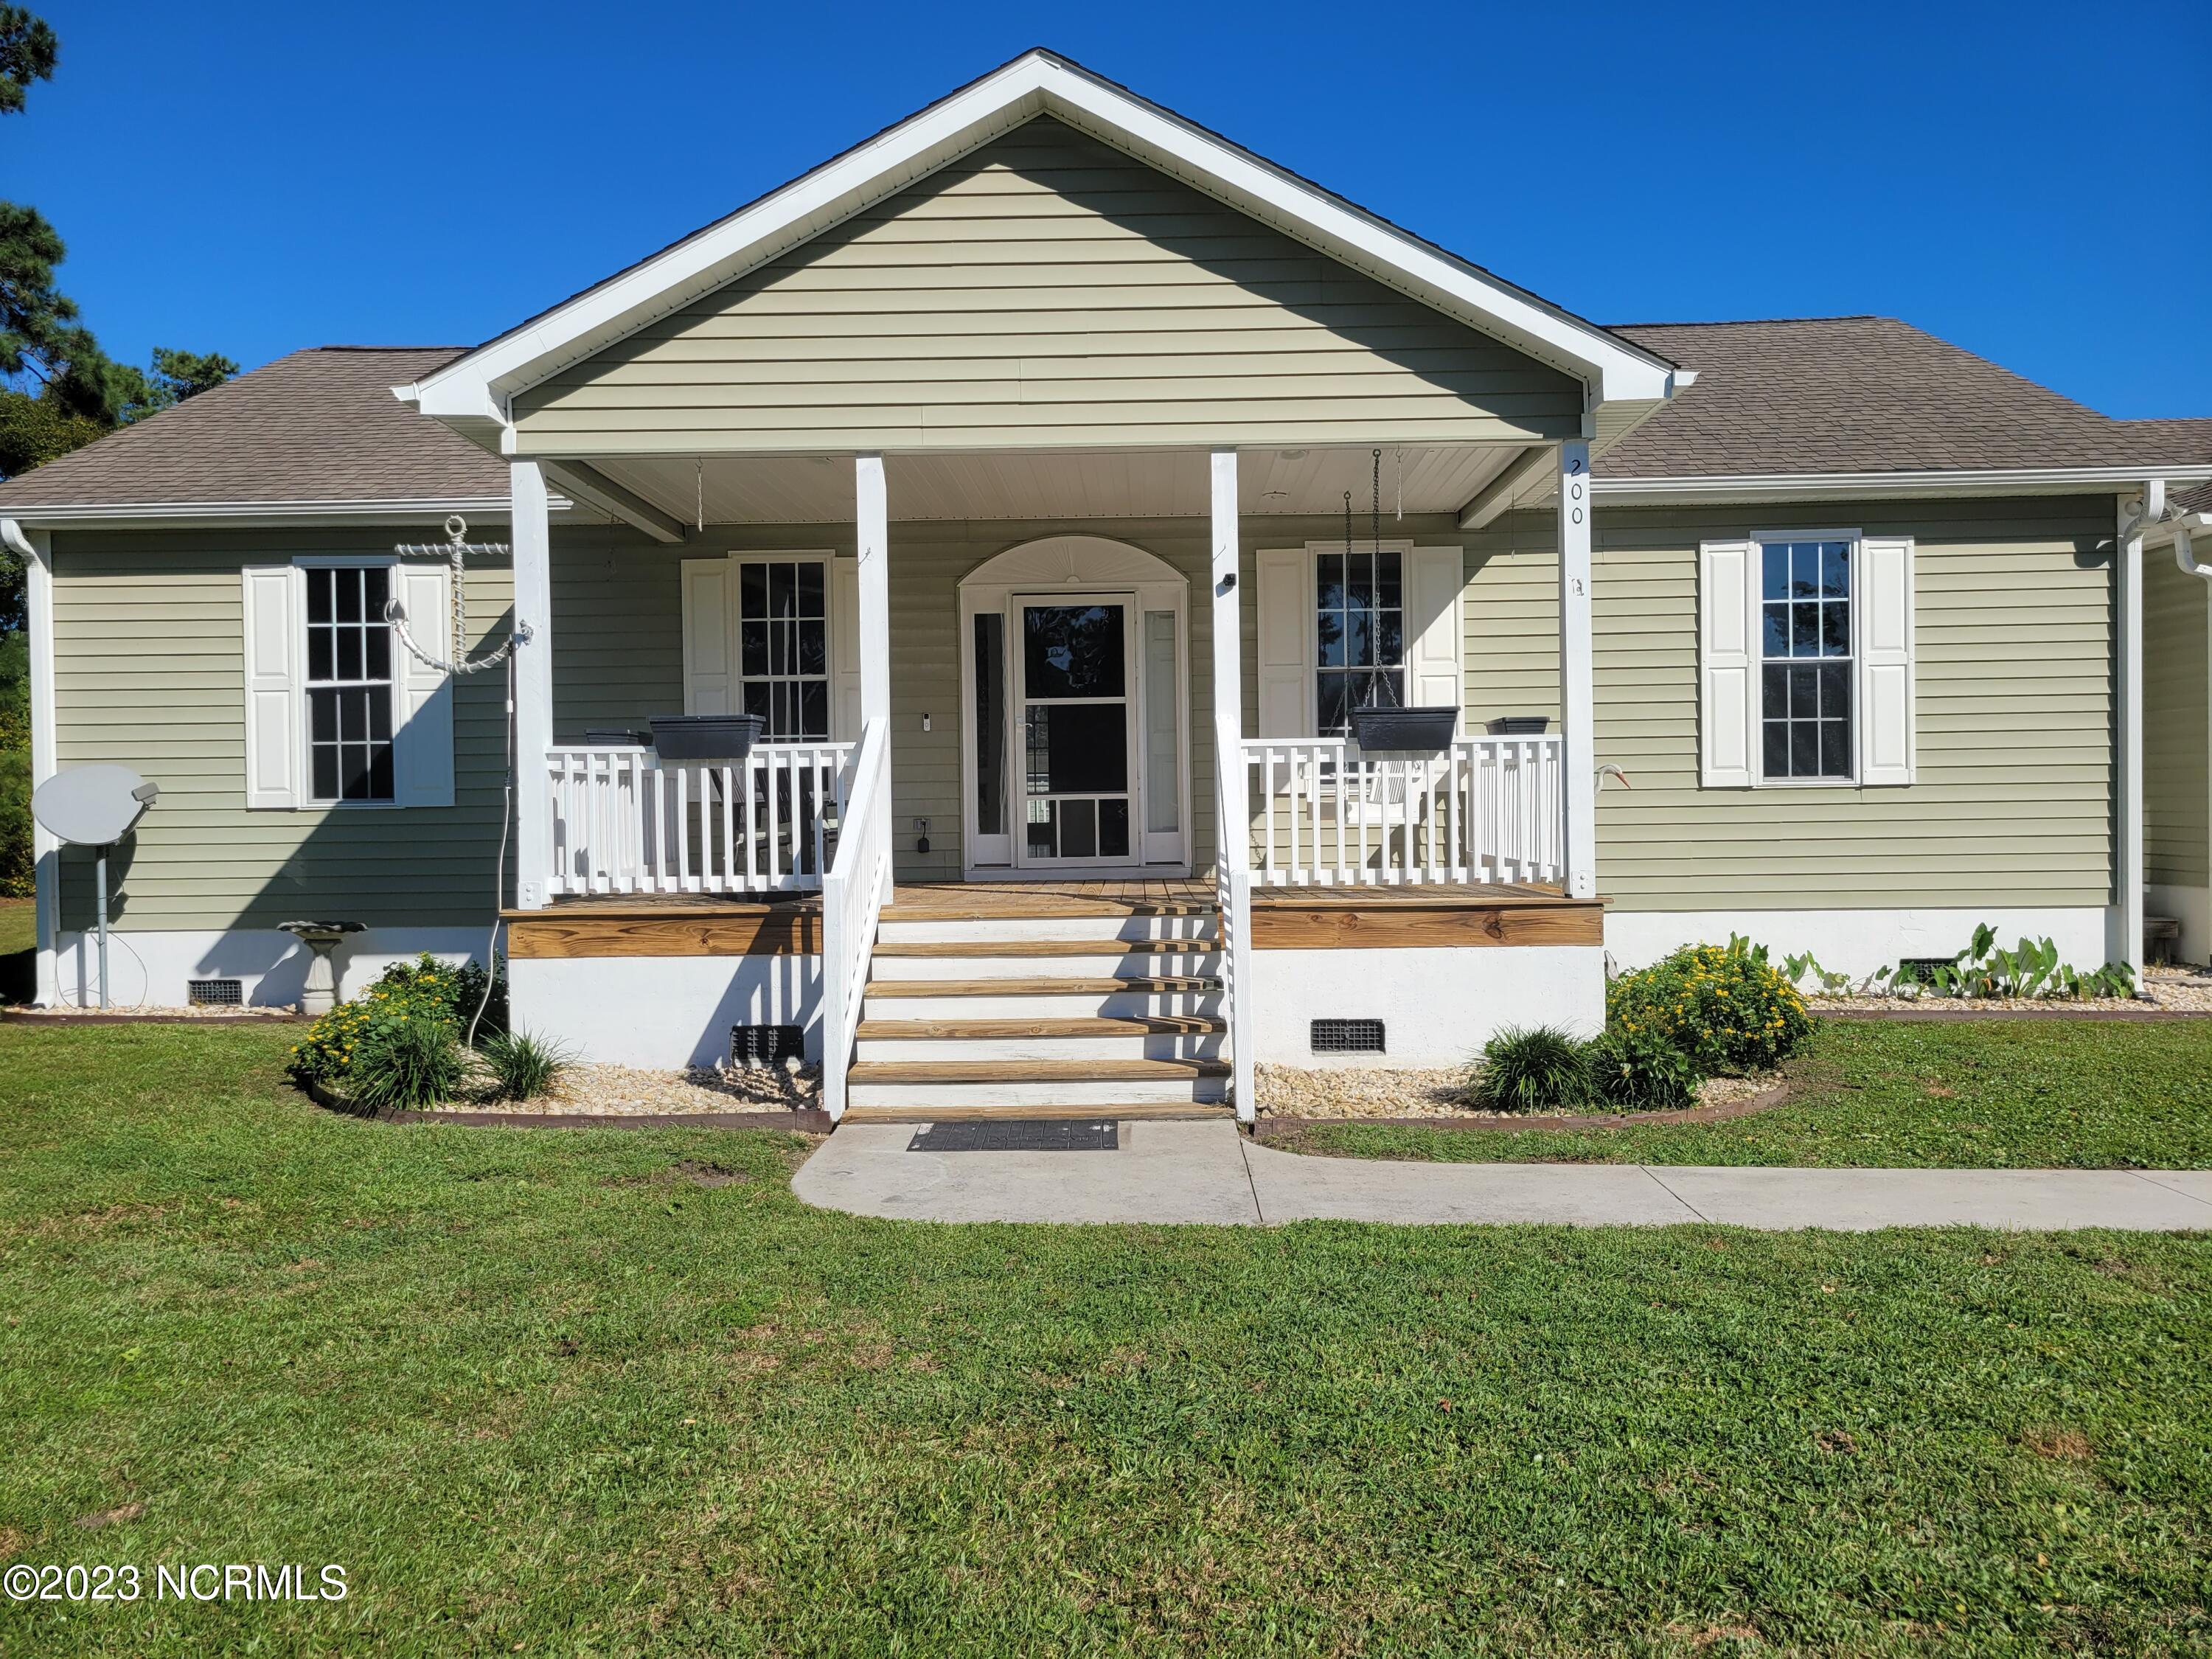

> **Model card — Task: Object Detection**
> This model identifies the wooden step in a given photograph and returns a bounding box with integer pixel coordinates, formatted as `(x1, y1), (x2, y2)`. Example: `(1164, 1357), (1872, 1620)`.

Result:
(865, 975), (1220, 998)
(856, 1015), (1227, 1040)
(846, 1057), (1231, 1084)
(842, 1102), (1235, 1124)
(880, 901), (1218, 922)
(872, 937), (1219, 959)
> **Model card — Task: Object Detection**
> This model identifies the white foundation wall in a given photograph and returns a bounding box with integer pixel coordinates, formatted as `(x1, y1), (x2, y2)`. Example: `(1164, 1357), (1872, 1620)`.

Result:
(46, 927), (491, 1011)
(509, 956), (824, 1069)
(1603, 908), (2112, 981)
(1249, 946), (1606, 1068)
(2147, 885), (2211, 967)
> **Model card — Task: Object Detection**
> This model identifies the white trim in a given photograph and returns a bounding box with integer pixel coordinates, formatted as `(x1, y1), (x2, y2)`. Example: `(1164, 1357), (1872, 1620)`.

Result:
(2115, 490), (2146, 975)
(512, 462), (554, 909)
(0, 496), (574, 529)
(1594, 466), (2212, 505)
(4, 520), (60, 1006)
(399, 52), (1674, 422)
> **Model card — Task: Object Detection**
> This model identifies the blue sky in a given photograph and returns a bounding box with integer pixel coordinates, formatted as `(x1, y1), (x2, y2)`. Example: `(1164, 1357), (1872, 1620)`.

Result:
(13, 0), (2209, 416)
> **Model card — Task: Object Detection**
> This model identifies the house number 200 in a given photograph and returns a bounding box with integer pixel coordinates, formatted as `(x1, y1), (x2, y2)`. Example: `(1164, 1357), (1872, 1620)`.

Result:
(1565, 453), (1586, 526)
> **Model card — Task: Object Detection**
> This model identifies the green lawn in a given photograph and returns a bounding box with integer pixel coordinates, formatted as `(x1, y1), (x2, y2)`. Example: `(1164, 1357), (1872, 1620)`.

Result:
(0, 899), (30, 1004)
(1, 1024), (2208, 1656)
(1276, 1018), (2212, 1171)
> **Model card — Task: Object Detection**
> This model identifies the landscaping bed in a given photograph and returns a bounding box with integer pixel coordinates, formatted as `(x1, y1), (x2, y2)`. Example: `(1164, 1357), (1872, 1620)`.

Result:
(1, 1020), (2209, 1655)
(1270, 1016), (2212, 1169)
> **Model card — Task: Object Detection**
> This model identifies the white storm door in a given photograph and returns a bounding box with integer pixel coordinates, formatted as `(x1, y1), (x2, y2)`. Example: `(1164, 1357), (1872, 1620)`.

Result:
(1012, 594), (1141, 867)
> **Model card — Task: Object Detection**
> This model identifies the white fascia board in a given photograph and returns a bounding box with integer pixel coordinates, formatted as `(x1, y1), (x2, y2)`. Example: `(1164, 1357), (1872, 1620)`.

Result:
(1590, 465), (2212, 505)
(0, 495), (580, 530)
(404, 52), (1678, 420)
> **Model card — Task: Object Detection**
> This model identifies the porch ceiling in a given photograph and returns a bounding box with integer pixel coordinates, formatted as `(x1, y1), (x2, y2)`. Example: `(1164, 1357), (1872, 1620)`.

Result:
(587, 444), (1526, 525)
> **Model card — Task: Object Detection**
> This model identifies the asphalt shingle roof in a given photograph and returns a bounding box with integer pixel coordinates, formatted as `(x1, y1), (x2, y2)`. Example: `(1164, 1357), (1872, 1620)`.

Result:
(1604, 316), (2211, 478)
(0, 322), (2202, 513)
(0, 346), (503, 510)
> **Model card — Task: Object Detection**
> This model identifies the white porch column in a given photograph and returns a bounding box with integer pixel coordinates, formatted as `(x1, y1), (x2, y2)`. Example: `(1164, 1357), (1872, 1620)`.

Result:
(1557, 439), (1596, 900)
(2114, 485), (2152, 975)
(855, 453), (894, 900)
(510, 460), (554, 910)
(1210, 449), (1255, 1121)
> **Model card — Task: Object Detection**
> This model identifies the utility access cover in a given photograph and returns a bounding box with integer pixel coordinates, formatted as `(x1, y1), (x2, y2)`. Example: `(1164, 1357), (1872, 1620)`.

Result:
(907, 1119), (1119, 1153)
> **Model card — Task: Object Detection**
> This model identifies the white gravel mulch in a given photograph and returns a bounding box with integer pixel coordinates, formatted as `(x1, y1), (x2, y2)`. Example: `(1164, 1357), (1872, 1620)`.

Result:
(422, 1060), (823, 1118)
(1253, 1062), (1770, 1121)
(1806, 965), (2212, 1014)
(8, 1003), (302, 1020)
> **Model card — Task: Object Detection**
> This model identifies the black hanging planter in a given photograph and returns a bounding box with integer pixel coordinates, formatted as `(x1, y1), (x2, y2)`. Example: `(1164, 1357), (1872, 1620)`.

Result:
(1350, 703), (1458, 754)
(648, 714), (765, 760)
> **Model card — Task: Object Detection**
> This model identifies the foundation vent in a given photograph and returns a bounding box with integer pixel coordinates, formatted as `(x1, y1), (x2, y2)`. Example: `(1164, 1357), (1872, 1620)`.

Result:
(187, 978), (243, 1007)
(731, 1023), (806, 1068)
(1310, 1018), (1385, 1055)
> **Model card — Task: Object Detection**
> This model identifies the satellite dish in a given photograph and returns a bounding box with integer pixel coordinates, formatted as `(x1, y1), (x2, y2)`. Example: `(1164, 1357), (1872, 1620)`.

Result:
(30, 765), (158, 1012)
(32, 764), (159, 846)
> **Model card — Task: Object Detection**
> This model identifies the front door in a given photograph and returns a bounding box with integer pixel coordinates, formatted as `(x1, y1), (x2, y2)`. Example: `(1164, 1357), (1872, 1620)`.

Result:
(1014, 596), (1139, 867)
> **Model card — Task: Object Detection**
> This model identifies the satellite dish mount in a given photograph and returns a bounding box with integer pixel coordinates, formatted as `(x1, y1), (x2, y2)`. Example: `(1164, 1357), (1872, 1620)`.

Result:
(30, 765), (159, 1009)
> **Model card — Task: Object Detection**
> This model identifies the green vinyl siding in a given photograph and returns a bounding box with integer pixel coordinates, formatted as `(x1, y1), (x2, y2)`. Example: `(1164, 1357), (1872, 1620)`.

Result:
(48, 529), (516, 932)
(1455, 496), (2117, 911)
(512, 117), (1582, 456)
(2144, 548), (2210, 887)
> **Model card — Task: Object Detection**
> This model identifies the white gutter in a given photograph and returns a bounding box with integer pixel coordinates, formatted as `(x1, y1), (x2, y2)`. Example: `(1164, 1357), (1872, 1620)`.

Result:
(0, 495), (577, 530)
(1594, 465), (2212, 504)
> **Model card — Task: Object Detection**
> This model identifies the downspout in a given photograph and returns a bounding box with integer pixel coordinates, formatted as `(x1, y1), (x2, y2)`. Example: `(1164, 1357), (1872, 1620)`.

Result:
(1, 517), (58, 1006)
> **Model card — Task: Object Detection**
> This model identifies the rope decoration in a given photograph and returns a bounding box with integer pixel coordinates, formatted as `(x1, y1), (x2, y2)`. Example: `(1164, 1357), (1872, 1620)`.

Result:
(388, 515), (532, 674)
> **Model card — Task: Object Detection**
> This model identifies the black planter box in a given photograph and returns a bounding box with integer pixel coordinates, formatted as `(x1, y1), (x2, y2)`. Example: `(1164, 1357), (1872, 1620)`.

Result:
(1484, 714), (1551, 736)
(648, 714), (765, 760)
(1349, 706), (1458, 754)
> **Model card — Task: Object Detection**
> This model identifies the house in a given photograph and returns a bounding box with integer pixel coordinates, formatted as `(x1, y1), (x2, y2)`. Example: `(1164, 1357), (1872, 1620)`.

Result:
(4, 50), (2208, 1122)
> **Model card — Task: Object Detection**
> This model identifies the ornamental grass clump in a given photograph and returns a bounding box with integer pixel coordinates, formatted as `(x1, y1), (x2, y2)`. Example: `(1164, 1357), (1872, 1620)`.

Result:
(347, 1014), (469, 1112)
(480, 1029), (574, 1102)
(1607, 936), (1812, 1077)
(1468, 1024), (1590, 1113)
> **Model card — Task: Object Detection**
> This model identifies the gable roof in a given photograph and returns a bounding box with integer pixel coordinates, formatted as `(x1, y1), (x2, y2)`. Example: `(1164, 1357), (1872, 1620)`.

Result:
(1602, 318), (2212, 480)
(0, 347), (509, 516)
(400, 49), (1679, 431)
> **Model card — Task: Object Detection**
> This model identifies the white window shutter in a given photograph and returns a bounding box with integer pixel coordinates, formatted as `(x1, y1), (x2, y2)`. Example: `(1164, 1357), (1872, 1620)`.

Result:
(241, 564), (302, 810)
(1858, 535), (1916, 786)
(1254, 548), (1312, 737)
(1406, 546), (1465, 723)
(681, 558), (734, 716)
(1699, 540), (1756, 787)
(832, 554), (861, 741)
(392, 562), (456, 807)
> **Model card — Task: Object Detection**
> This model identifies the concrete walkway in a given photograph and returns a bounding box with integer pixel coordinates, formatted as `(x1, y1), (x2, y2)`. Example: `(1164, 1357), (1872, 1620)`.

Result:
(792, 1120), (2212, 1231)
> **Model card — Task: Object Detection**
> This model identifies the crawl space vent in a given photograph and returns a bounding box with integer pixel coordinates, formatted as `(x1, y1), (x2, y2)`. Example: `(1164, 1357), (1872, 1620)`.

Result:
(1310, 1018), (1385, 1055)
(1893, 958), (1954, 987)
(730, 1023), (805, 1068)
(187, 978), (243, 1006)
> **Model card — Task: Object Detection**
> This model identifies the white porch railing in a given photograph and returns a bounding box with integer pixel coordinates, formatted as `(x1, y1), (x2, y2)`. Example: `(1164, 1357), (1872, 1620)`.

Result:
(820, 720), (891, 1123)
(545, 742), (854, 896)
(1242, 734), (1565, 886)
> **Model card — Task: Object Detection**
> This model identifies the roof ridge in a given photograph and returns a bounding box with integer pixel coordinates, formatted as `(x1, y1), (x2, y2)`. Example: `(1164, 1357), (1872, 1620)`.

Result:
(1607, 315), (1887, 329)
(309, 344), (473, 354)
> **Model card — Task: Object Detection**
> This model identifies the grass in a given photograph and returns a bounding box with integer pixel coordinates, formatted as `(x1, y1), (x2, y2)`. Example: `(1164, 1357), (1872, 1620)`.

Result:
(1278, 1018), (2212, 1171)
(0, 897), (30, 1004)
(1, 1023), (2208, 1656)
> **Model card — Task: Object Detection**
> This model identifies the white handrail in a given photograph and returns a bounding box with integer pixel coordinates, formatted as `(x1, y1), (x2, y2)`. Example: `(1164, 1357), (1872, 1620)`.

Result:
(820, 720), (891, 1123)
(1242, 734), (1565, 886)
(545, 741), (854, 895)
(1214, 794), (1255, 1124)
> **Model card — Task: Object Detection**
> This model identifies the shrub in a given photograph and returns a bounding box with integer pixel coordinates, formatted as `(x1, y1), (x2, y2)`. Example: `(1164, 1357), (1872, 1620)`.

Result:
(1607, 936), (1812, 1077)
(288, 953), (502, 1085)
(481, 1029), (573, 1102)
(1584, 1027), (1700, 1110)
(1469, 1024), (1590, 1113)
(348, 1014), (468, 1112)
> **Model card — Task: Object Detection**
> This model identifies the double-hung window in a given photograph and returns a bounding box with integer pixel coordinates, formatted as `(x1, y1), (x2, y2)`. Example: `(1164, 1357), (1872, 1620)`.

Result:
(1314, 547), (1405, 736)
(738, 557), (830, 740)
(305, 563), (396, 803)
(1758, 537), (1853, 781)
